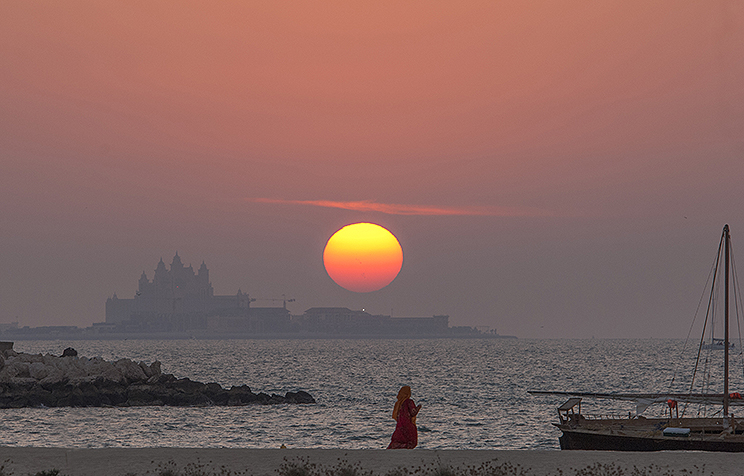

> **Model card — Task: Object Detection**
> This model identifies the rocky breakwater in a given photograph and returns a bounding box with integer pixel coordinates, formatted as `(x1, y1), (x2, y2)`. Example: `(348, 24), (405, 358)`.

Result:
(0, 346), (315, 408)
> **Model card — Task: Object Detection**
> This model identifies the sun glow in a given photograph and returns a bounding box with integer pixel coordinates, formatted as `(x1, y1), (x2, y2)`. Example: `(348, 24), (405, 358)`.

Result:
(323, 223), (403, 293)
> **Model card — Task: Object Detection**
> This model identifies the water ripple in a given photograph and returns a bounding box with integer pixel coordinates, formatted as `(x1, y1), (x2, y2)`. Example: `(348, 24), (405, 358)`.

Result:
(5, 338), (738, 449)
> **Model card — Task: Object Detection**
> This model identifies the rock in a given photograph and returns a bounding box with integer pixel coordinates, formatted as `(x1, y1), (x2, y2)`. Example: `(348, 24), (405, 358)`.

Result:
(150, 361), (162, 376)
(62, 347), (78, 357)
(8, 396), (28, 408)
(228, 385), (258, 405)
(18, 353), (43, 364)
(285, 390), (316, 404)
(25, 387), (56, 407)
(170, 377), (205, 393)
(155, 373), (176, 384)
(28, 362), (49, 380)
(269, 394), (286, 404)
(204, 383), (228, 405)
(138, 361), (154, 378)
(97, 366), (124, 384)
(137, 360), (162, 379)
(0, 349), (315, 408)
(39, 368), (67, 387)
(126, 385), (158, 406)
(167, 390), (211, 406)
(115, 359), (148, 383)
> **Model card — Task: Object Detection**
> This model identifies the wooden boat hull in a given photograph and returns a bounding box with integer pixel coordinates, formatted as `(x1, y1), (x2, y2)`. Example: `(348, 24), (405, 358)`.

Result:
(559, 429), (744, 452)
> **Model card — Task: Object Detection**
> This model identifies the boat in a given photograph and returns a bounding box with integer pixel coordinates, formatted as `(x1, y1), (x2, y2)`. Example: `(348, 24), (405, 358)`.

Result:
(703, 337), (734, 350)
(530, 225), (744, 451)
(701, 311), (734, 350)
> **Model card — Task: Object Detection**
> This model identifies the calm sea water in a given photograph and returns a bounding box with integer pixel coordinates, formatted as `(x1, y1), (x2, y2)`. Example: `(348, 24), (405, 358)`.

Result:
(2, 338), (743, 450)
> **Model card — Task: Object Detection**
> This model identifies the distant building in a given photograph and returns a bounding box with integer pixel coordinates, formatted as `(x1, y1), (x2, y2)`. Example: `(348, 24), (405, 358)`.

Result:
(206, 306), (291, 334)
(292, 307), (450, 336)
(0, 322), (19, 332)
(101, 253), (487, 337)
(105, 253), (265, 332)
(389, 315), (449, 334)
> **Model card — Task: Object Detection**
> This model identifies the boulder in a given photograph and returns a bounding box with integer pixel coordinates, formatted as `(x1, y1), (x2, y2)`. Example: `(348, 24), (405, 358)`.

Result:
(115, 359), (148, 383)
(149, 360), (162, 376)
(170, 377), (205, 393)
(203, 383), (228, 405)
(28, 362), (50, 380)
(39, 368), (67, 387)
(285, 390), (316, 404)
(138, 361), (155, 378)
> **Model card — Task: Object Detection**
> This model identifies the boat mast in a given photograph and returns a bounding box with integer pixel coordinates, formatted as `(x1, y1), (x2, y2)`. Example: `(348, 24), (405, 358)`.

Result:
(724, 224), (730, 418)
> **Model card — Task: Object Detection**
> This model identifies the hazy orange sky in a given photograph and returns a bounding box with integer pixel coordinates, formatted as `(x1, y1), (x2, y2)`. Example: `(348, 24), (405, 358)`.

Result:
(1, 1), (743, 337)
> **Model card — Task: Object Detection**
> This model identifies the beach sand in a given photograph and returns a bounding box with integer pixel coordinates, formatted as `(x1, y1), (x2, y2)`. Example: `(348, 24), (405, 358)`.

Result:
(0, 448), (740, 476)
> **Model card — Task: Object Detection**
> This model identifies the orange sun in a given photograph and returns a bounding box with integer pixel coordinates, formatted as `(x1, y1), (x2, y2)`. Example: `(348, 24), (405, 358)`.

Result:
(323, 223), (403, 293)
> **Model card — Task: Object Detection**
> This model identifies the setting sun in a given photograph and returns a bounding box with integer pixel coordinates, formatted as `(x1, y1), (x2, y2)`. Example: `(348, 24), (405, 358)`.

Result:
(323, 223), (403, 293)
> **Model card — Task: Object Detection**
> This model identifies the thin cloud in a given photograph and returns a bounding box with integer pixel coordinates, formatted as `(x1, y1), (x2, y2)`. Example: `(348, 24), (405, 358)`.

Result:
(251, 198), (551, 217)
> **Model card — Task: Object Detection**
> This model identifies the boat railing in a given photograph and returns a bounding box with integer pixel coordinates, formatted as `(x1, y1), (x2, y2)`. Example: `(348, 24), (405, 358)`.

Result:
(579, 412), (636, 421)
(558, 397), (639, 423)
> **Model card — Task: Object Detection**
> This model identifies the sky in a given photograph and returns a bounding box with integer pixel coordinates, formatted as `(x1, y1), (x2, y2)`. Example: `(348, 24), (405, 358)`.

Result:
(1, 1), (743, 338)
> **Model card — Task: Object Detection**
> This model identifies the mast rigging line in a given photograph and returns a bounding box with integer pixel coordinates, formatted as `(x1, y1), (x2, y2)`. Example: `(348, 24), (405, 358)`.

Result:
(730, 239), (744, 385)
(686, 229), (725, 412)
(670, 236), (722, 393)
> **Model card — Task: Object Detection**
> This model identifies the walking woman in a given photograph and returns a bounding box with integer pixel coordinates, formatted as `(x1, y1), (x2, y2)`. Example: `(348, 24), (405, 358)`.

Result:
(387, 385), (422, 449)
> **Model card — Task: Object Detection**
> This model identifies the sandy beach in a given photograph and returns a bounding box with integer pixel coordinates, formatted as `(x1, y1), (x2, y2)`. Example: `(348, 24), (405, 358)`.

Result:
(0, 448), (740, 476)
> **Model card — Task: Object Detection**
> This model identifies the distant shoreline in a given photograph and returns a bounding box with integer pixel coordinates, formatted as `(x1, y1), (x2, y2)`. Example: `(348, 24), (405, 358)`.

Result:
(0, 332), (518, 341)
(0, 448), (738, 476)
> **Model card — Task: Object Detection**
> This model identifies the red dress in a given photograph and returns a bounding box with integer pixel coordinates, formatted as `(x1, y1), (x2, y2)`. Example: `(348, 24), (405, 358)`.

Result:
(387, 398), (419, 449)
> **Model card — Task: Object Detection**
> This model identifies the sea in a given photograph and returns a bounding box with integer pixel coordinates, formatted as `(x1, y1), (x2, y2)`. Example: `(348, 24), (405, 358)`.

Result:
(2, 338), (742, 450)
